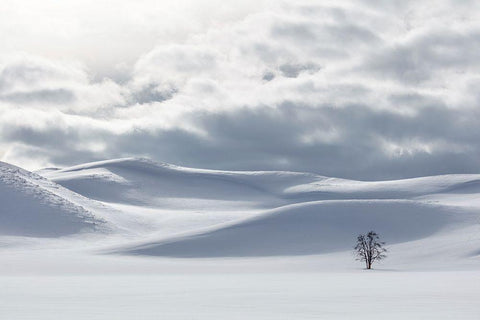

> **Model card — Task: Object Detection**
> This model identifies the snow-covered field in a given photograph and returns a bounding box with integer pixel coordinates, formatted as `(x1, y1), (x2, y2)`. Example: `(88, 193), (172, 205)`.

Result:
(1, 158), (479, 319)
(2, 272), (479, 320)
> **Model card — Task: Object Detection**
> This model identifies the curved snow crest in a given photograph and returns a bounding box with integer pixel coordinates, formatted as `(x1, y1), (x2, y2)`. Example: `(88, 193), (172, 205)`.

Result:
(0, 161), (110, 237)
(43, 157), (480, 206)
(286, 175), (480, 198)
(29, 157), (480, 260)
(46, 157), (319, 177)
(118, 200), (475, 258)
(41, 157), (324, 207)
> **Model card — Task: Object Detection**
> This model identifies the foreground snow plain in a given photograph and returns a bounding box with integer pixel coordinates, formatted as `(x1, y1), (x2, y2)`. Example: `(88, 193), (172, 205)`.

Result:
(2, 272), (479, 320)
(0, 158), (479, 319)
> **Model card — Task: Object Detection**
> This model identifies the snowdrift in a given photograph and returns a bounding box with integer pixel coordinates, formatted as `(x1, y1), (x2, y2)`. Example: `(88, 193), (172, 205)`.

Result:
(42, 158), (480, 206)
(0, 156), (470, 262)
(0, 162), (106, 237)
(41, 158), (298, 207)
(35, 157), (480, 259)
(120, 200), (474, 257)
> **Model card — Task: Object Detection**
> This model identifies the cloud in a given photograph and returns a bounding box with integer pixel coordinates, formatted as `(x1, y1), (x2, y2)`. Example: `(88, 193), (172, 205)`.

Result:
(0, 55), (126, 113)
(364, 29), (480, 85)
(1, 0), (480, 179)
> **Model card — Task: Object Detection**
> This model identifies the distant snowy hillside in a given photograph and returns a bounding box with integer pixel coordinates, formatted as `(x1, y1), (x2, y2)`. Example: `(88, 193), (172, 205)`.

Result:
(1, 157), (472, 263)
(0, 161), (108, 237)
(41, 158), (480, 207)
(40, 158), (318, 208)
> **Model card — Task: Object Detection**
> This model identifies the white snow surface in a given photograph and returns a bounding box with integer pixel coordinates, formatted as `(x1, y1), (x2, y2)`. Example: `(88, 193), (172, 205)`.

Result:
(0, 162), (108, 237)
(1, 157), (479, 319)
(35, 157), (480, 261)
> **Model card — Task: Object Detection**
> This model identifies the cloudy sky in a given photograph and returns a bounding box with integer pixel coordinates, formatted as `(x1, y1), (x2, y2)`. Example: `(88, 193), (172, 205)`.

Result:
(1, 0), (480, 179)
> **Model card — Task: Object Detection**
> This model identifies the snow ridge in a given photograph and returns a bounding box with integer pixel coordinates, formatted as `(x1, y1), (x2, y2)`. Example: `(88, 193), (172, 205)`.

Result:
(0, 161), (108, 237)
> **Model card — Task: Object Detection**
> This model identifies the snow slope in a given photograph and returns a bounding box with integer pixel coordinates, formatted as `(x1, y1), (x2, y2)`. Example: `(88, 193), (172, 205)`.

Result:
(2, 158), (480, 320)
(120, 200), (476, 257)
(34, 158), (480, 262)
(285, 174), (480, 199)
(43, 158), (480, 205)
(0, 161), (107, 237)
(41, 158), (315, 209)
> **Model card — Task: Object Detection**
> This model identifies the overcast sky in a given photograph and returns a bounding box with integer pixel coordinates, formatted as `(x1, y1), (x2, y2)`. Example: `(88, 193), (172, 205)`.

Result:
(1, 0), (480, 179)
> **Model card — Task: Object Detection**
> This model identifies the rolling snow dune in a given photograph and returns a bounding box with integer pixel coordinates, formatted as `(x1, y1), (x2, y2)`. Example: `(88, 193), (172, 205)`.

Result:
(42, 158), (480, 207)
(283, 175), (480, 200)
(34, 157), (480, 260)
(41, 158), (298, 207)
(120, 200), (475, 257)
(0, 161), (107, 237)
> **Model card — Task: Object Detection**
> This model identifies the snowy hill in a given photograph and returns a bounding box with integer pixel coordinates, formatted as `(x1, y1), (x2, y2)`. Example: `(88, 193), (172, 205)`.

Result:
(122, 200), (476, 257)
(0, 157), (475, 265)
(31, 157), (480, 263)
(0, 161), (108, 237)
(40, 158), (317, 208)
(41, 157), (480, 205)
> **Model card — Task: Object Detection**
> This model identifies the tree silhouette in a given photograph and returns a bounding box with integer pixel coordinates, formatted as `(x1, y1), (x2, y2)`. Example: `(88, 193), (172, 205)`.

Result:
(354, 231), (387, 269)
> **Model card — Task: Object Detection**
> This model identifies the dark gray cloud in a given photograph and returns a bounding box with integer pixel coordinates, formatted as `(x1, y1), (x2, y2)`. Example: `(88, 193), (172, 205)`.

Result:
(365, 30), (480, 83)
(0, 89), (75, 105)
(279, 63), (320, 78)
(4, 101), (479, 180)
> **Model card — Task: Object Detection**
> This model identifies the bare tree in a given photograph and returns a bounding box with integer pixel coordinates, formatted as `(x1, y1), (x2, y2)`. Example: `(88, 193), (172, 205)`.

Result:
(354, 231), (387, 269)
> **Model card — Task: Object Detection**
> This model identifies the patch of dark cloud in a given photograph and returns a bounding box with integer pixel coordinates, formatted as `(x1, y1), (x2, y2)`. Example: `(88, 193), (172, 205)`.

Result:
(130, 83), (178, 104)
(164, 103), (478, 179)
(271, 22), (319, 43)
(262, 71), (275, 81)
(0, 59), (84, 92)
(0, 88), (75, 105)
(323, 24), (379, 44)
(365, 30), (480, 83)
(1, 121), (112, 168)
(3, 124), (83, 150)
(7, 99), (478, 180)
(279, 62), (320, 78)
(272, 20), (378, 47)
(0, 64), (54, 91)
